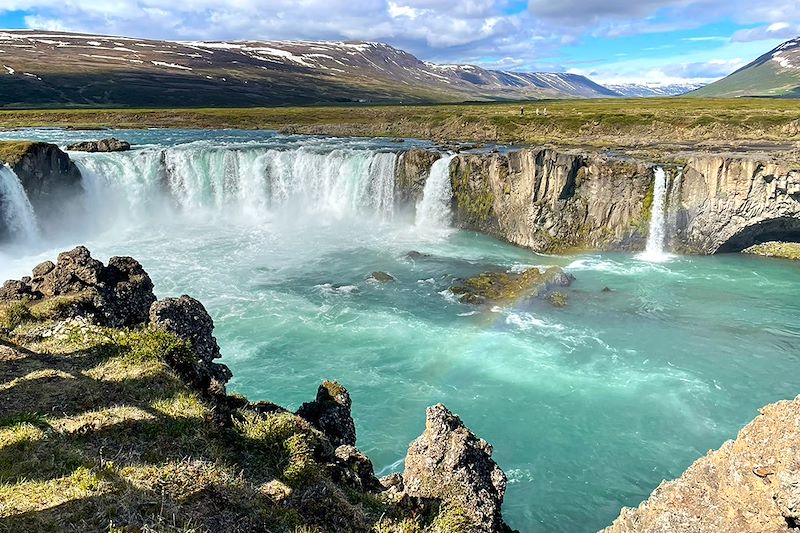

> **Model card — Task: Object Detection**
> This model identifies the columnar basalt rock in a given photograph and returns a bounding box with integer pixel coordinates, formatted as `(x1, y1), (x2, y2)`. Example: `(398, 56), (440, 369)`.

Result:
(395, 148), (441, 206)
(66, 138), (131, 152)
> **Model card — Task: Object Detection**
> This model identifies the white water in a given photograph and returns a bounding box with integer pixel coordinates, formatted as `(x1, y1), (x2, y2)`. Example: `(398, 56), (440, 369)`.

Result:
(71, 144), (400, 230)
(416, 154), (456, 228)
(0, 165), (39, 244)
(638, 167), (671, 262)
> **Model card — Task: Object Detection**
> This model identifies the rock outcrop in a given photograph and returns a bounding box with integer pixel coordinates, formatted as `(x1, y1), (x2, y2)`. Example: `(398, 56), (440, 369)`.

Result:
(402, 404), (512, 533)
(296, 380), (357, 447)
(603, 396), (800, 533)
(0, 141), (82, 238)
(0, 246), (156, 327)
(395, 149), (441, 205)
(149, 295), (233, 397)
(66, 138), (131, 152)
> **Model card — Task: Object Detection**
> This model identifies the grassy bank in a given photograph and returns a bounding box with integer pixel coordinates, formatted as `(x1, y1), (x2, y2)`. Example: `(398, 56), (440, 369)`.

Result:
(1, 99), (799, 151)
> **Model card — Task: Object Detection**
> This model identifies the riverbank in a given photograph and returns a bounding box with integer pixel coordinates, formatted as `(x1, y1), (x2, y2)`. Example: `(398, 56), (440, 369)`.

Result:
(1, 99), (800, 159)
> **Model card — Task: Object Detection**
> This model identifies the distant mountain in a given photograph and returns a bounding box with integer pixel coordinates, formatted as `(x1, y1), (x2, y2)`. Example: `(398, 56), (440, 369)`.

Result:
(0, 30), (617, 108)
(605, 83), (706, 97)
(689, 37), (800, 97)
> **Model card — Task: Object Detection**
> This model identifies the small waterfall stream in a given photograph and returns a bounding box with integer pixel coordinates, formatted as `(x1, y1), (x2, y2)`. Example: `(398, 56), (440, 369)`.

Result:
(0, 165), (39, 243)
(638, 167), (671, 262)
(416, 154), (456, 228)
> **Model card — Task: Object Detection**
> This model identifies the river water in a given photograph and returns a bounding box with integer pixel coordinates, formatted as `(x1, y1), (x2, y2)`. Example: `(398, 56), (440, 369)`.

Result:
(1, 129), (798, 532)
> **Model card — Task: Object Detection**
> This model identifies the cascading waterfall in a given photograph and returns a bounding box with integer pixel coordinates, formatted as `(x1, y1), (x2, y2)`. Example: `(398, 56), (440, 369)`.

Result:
(638, 166), (671, 262)
(416, 154), (456, 228)
(0, 165), (39, 243)
(72, 145), (399, 227)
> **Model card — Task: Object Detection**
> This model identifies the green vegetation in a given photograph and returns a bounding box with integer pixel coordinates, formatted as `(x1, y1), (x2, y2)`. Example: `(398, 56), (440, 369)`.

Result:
(1, 99), (800, 153)
(0, 140), (36, 166)
(743, 241), (800, 261)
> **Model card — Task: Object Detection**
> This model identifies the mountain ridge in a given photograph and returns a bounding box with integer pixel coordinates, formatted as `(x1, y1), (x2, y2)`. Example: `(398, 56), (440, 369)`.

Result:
(689, 36), (800, 97)
(0, 30), (620, 107)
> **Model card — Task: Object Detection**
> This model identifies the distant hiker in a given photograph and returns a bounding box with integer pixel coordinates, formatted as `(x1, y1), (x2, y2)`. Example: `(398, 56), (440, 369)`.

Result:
(543, 107), (548, 116)
(520, 107), (525, 115)
(536, 108), (540, 116)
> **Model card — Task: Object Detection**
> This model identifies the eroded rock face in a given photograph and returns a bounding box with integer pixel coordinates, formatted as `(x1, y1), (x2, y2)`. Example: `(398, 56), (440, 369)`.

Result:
(148, 295), (232, 396)
(297, 381), (357, 447)
(396, 149), (441, 205)
(402, 404), (511, 533)
(0, 246), (156, 327)
(603, 396), (800, 533)
(66, 138), (131, 152)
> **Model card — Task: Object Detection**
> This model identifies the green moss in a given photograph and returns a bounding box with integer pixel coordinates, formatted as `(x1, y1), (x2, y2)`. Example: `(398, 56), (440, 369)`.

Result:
(451, 161), (495, 224)
(453, 266), (567, 304)
(0, 141), (36, 167)
(429, 505), (472, 533)
(743, 241), (800, 260)
(547, 291), (568, 308)
(29, 293), (94, 321)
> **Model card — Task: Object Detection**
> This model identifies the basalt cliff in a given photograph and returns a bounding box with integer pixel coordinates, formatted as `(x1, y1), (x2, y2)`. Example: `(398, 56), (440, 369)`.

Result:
(397, 147), (800, 255)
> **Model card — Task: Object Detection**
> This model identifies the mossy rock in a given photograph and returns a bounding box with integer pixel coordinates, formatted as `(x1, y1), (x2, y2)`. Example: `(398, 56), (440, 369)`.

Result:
(451, 266), (572, 305)
(0, 141), (37, 167)
(743, 241), (800, 260)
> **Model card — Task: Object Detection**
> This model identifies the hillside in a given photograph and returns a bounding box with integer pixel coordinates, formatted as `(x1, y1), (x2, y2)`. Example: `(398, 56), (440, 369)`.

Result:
(0, 30), (617, 107)
(690, 37), (800, 97)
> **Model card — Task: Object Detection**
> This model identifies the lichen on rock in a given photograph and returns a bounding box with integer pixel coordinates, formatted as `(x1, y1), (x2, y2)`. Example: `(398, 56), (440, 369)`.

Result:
(450, 266), (574, 305)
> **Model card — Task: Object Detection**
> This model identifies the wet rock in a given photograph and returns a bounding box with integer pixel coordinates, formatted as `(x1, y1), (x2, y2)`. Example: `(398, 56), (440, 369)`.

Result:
(547, 291), (568, 308)
(404, 251), (432, 261)
(0, 246), (156, 327)
(742, 241), (800, 261)
(368, 271), (396, 283)
(602, 286), (613, 293)
(402, 404), (511, 533)
(296, 381), (357, 447)
(450, 266), (573, 305)
(603, 395), (800, 533)
(66, 138), (131, 153)
(149, 295), (232, 397)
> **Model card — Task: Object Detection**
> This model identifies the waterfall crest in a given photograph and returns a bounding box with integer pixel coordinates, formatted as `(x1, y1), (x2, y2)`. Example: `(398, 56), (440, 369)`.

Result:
(0, 165), (39, 243)
(416, 154), (456, 228)
(638, 167), (672, 262)
(73, 145), (399, 226)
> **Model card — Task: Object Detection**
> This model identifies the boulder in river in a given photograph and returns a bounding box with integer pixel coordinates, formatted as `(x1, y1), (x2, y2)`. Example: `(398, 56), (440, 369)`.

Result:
(450, 266), (574, 305)
(368, 271), (396, 283)
(66, 138), (131, 152)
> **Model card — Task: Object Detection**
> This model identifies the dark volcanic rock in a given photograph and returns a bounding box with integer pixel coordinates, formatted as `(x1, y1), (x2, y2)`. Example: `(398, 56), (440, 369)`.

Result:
(402, 404), (512, 533)
(297, 381), (357, 447)
(67, 138), (131, 153)
(333, 444), (381, 491)
(0, 246), (156, 327)
(368, 271), (396, 283)
(149, 295), (232, 397)
(0, 142), (82, 240)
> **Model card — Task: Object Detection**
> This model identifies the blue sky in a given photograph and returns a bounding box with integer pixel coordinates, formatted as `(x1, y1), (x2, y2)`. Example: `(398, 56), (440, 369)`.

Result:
(1, 1), (798, 84)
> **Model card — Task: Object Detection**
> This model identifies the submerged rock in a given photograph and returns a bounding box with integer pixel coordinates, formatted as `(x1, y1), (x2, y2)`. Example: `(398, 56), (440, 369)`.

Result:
(603, 395), (800, 533)
(402, 404), (512, 533)
(66, 138), (131, 152)
(450, 266), (574, 305)
(149, 295), (232, 396)
(547, 291), (568, 308)
(368, 271), (396, 283)
(404, 250), (432, 261)
(297, 380), (357, 447)
(0, 246), (156, 327)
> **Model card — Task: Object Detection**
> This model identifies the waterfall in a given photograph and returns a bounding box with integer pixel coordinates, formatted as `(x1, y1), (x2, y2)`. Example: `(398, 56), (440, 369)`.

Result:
(416, 154), (456, 228)
(0, 165), (39, 243)
(72, 145), (399, 226)
(638, 167), (671, 262)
